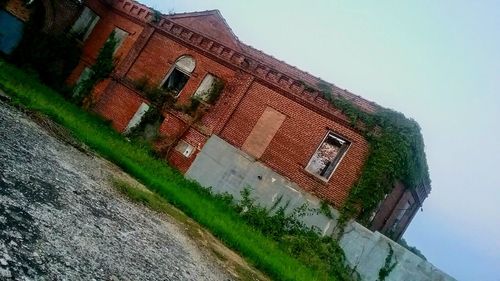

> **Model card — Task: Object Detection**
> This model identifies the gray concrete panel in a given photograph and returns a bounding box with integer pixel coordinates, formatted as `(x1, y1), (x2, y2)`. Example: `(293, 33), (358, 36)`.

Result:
(186, 135), (456, 281)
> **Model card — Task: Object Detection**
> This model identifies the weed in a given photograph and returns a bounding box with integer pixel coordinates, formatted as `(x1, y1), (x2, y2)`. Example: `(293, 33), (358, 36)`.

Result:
(319, 200), (334, 219)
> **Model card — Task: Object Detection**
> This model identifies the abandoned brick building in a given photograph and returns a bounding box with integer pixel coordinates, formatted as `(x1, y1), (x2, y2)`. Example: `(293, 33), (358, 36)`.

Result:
(1, 0), (431, 240)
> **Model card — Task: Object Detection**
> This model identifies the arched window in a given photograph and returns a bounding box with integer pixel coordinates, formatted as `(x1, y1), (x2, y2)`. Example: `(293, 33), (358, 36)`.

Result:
(161, 55), (196, 96)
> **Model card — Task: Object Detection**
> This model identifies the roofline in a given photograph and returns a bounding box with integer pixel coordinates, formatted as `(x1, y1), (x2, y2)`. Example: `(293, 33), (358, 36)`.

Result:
(110, 0), (381, 112)
(155, 6), (380, 111)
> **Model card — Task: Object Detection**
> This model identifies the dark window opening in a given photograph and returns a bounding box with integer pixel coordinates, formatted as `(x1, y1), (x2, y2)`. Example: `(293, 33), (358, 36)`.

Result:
(162, 68), (189, 95)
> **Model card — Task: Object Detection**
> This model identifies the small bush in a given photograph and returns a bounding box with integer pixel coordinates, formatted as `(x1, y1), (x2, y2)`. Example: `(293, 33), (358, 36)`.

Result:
(234, 188), (354, 280)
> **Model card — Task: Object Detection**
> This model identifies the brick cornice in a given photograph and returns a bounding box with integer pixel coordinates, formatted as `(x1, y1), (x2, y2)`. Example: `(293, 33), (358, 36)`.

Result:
(109, 0), (367, 133)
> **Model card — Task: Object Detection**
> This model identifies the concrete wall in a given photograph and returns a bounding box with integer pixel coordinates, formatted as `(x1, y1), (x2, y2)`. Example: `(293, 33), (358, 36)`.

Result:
(186, 135), (456, 281)
(186, 135), (338, 235)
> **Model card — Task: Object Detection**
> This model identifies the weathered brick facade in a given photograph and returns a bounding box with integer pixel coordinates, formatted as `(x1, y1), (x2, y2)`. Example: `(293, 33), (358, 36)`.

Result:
(3, 0), (31, 22)
(67, 0), (429, 238)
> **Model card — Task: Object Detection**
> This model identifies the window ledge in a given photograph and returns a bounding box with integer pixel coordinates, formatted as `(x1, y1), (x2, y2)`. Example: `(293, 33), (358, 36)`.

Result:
(299, 166), (330, 185)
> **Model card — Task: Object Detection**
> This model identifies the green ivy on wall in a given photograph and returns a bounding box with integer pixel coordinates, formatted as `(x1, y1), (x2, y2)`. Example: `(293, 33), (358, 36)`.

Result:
(317, 82), (430, 228)
(74, 31), (118, 105)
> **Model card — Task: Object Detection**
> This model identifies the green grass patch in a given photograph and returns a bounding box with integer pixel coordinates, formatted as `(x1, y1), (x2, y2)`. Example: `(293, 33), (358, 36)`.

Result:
(0, 61), (350, 281)
(112, 178), (268, 281)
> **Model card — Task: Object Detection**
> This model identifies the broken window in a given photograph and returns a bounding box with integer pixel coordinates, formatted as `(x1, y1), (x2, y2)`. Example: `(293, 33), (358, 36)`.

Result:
(161, 56), (196, 97)
(70, 7), (100, 41)
(123, 102), (150, 134)
(73, 67), (92, 97)
(175, 140), (195, 157)
(305, 132), (349, 181)
(162, 69), (189, 94)
(193, 74), (224, 103)
(108, 27), (128, 54)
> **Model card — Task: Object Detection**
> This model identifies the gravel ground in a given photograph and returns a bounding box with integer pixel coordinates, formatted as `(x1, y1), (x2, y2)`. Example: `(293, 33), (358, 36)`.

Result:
(0, 100), (233, 281)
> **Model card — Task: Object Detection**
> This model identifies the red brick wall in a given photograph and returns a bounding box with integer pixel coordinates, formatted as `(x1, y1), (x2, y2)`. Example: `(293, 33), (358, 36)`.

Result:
(120, 31), (243, 170)
(220, 82), (370, 207)
(169, 12), (240, 50)
(69, 0), (372, 208)
(158, 112), (188, 139)
(67, 0), (145, 85)
(167, 128), (208, 173)
(126, 31), (237, 112)
(94, 82), (148, 132)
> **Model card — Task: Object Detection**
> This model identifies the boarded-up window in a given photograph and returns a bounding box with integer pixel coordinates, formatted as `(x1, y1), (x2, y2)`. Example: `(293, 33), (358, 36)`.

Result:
(242, 107), (286, 158)
(70, 7), (100, 41)
(305, 132), (349, 181)
(175, 140), (195, 157)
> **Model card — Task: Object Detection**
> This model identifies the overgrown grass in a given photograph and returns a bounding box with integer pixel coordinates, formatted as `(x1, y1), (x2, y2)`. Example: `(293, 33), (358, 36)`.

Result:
(0, 61), (350, 281)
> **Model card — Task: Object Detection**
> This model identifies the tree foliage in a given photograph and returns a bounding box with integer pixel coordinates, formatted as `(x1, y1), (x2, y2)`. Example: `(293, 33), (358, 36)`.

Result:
(10, 0), (81, 91)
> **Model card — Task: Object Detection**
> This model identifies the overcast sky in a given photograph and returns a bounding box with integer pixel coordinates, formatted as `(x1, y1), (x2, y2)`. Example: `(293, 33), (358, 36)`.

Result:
(141, 1), (500, 280)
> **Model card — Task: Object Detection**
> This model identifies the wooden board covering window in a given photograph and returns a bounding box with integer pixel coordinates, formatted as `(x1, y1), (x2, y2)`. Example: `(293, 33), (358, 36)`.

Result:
(242, 107), (286, 158)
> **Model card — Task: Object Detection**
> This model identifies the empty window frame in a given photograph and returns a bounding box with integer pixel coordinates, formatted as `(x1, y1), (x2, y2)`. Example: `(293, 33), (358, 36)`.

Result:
(161, 56), (196, 97)
(305, 132), (350, 181)
(175, 140), (195, 158)
(193, 73), (221, 102)
(73, 67), (92, 97)
(70, 7), (100, 41)
(107, 27), (128, 54)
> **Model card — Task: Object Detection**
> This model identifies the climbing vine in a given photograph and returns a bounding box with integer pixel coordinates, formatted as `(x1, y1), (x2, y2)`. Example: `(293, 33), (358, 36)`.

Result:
(203, 78), (225, 104)
(151, 9), (162, 23)
(378, 243), (398, 281)
(74, 31), (118, 105)
(319, 200), (334, 219)
(315, 81), (430, 229)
